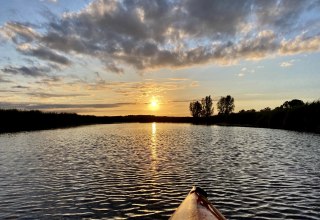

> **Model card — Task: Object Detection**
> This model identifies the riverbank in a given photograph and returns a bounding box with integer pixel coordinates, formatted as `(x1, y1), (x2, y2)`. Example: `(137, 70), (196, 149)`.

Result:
(1, 102), (319, 134)
(0, 109), (191, 133)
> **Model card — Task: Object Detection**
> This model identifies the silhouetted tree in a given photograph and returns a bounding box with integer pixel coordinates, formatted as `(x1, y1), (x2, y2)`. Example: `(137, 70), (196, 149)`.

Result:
(189, 101), (202, 117)
(260, 107), (271, 112)
(281, 99), (304, 109)
(247, 109), (256, 113)
(201, 95), (214, 117)
(217, 95), (235, 115)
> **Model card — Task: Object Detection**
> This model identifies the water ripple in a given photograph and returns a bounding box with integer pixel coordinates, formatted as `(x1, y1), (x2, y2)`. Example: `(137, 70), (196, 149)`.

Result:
(0, 124), (320, 219)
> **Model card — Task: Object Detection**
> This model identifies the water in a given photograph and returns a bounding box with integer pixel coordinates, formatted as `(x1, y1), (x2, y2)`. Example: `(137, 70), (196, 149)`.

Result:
(0, 123), (319, 219)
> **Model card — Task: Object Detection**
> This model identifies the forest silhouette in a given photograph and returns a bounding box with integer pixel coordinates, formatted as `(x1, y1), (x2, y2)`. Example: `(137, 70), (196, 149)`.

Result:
(0, 99), (319, 134)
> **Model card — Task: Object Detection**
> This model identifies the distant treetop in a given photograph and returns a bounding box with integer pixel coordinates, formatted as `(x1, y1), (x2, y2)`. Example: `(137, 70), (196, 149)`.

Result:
(280, 99), (304, 109)
(189, 95), (214, 118)
(217, 95), (235, 115)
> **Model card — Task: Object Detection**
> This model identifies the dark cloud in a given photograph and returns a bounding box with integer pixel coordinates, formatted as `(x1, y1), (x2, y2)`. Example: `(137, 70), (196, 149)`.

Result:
(105, 62), (124, 74)
(1, 0), (319, 73)
(171, 99), (193, 103)
(181, 0), (252, 37)
(25, 92), (88, 98)
(41, 32), (90, 54)
(1, 63), (63, 80)
(254, 0), (308, 32)
(35, 75), (62, 85)
(17, 46), (71, 65)
(12, 85), (29, 89)
(233, 30), (279, 59)
(1, 65), (50, 77)
(0, 101), (135, 110)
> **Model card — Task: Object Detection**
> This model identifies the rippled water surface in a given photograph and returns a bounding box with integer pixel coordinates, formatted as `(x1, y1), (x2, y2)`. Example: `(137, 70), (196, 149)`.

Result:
(1, 123), (320, 219)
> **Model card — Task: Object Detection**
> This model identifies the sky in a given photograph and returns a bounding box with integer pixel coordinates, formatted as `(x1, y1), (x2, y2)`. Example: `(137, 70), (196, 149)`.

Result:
(0, 0), (319, 116)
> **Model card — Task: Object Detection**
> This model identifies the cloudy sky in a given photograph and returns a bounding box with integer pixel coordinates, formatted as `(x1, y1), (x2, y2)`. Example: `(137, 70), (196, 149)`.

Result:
(0, 0), (319, 116)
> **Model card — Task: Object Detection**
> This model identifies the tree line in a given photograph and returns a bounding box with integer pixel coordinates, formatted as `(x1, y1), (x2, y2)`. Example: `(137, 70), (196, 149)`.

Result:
(0, 109), (193, 133)
(189, 96), (319, 133)
(0, 98), (319, 133)
(226, 99), (320, 133)
(189, 95), (235, 117)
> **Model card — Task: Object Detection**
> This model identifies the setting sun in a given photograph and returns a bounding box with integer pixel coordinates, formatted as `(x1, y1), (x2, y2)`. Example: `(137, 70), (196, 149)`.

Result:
(149, 97), (159, 110)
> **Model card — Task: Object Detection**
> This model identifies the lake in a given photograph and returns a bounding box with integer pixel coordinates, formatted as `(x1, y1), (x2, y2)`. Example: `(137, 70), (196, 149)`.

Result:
(0, 123), (319, 219)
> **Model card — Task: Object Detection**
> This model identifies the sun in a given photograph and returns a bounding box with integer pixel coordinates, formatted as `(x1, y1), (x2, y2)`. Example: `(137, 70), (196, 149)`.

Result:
(149, 97), (159, 110)
(151, 100), (158, 107)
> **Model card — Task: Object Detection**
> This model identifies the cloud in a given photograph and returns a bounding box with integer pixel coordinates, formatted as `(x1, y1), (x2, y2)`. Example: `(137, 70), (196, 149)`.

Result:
(181, 0), (252, 37)
(17, 45), (71, 66)
(0, 101), (135, 110)
(0, 75), (12, 83)
(0, 22), (39, 44)
(171, 99), (193, 103)
(280, 36), (320, 55)
(168, 78), (188, 81)
(190, 81), (199, 87)
(41, 0), (58, 3)
(12, 85), (30, 89)
(1, 0), (320, 73)
(280, 62), (292, 67)
(80, 77), (198, 103)
(2, 65), (50, 77)
(253, 0), (309, 31)
(238, 67), (248, 77)
(280, 59), (297, 68)
(237, 66), (257, 77)
(105, 61), (124, 74)
(1, 62), (64, 80)
(25, 92), (88, 99)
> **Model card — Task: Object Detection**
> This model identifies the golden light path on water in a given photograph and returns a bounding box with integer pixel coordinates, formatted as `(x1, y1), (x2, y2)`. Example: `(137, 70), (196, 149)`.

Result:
(150, 122), (158, 174)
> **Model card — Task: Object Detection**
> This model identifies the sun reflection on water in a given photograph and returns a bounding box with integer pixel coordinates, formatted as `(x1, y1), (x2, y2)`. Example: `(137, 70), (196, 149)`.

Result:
(150, 122), (159, 176)
(151, 122), (157, 160)
(152, 122), (157, 135)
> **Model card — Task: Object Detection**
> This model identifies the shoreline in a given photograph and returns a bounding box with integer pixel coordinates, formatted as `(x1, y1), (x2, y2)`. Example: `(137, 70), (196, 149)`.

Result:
(1, 109), (319, 134)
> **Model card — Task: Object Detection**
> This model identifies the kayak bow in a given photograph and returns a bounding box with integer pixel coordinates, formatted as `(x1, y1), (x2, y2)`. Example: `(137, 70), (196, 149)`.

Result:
(169, 186), (226, 220)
